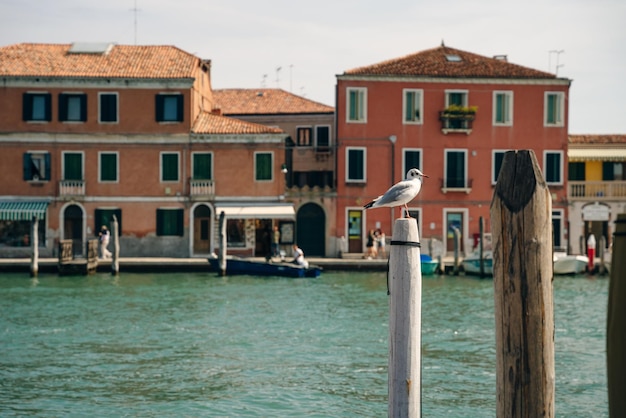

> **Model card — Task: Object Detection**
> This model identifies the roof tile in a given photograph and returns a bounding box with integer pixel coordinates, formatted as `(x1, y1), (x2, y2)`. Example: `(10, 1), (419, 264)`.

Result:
(569, 134), (626, 144)
(192, 112), (284, 135)
(213, 88), (334, 115)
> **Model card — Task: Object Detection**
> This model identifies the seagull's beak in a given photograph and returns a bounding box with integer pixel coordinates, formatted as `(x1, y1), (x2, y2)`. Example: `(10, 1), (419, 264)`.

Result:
(422, 173), (429, 178)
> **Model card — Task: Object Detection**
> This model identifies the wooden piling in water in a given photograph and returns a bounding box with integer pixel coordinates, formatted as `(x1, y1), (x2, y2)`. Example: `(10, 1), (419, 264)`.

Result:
(388, 217), (422, 417)
(490, 150), (555, 418)
(607, 214), (626, 417)
(30, 216), (38, 277)
(218, 211), (227, 276)
(111, 215), (120, 275)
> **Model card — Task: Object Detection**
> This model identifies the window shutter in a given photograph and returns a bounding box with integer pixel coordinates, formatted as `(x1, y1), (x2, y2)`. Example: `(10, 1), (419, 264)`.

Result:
(176, 209), (184, 236)
(58, 94), (68, 121)
(79, 94), (87, 122)
(603, 162), (614, 181)
(44, 94), (52, 121)
(155, 95), (164, 121)
(176, 95), (184, 122)
(156, 209), (164, 235)
(23, 93), (32, 121)
(23, 153), (32, 180)
(44, 153), (51, 180)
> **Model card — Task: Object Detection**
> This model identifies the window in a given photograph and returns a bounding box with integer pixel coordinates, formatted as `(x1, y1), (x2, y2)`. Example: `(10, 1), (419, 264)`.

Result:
(161, 152), (180, 182)
(315, 125), (331, 151)
(156, 208), (184, 236)
(545, 92), (564, 126)
(346, 147), (366, 182)
(63, 152), (83, 180)
(493, 91), (513, 125)
(544, 151), (563, 184)
(192, 152), (213, 180)
(444, 150), (467, 189)
(255, 152), (273, 181)
(23, 93), (52, 122)
(95, 208), (122, 236)
(99, 92), (118, 123)
(99, 152), (118, 182)
(227, 219), (246, 247)
(552, 209), (564, 250)
(568, 162), (585, 181)
(403, 89), (423, 124)
(156, 93), (184, 122)
(59, 93), (87, 122)
(603, 162), (626, 180)
(492, 151), (507, 184)
(23, 152), (50, 181)
(403, 149), (422, 175)
(347, 87), (367, 122)
(446, 90), (468, 107)
(296, 127), (312, 146)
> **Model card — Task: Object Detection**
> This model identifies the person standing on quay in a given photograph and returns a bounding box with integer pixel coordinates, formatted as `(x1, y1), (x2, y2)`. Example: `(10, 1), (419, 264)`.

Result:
(99, 225), (112, 259)
(272, 225), (281, 258)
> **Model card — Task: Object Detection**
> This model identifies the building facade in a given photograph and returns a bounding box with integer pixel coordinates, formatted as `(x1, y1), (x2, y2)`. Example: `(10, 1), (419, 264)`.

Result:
(0, 43), (289, 258)
(335, 44), (571, 256)
(213, 88), (337, 257)
(567, 134), (626, 255)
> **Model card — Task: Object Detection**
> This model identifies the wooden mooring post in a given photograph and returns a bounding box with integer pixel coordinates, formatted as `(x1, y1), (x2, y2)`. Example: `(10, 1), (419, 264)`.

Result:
(111, 215), (120, 275)
(388, 217), (422, 417)
(30, 216), (39, 277)
(490, 150), (555, 418)
(218, 211), (227, 276)
(607, 214), (626, 417)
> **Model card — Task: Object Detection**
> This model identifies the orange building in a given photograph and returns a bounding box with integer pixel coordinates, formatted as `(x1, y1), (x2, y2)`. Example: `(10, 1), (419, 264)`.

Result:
(0, 43), (288, 258)
(335, 44), (571, 256)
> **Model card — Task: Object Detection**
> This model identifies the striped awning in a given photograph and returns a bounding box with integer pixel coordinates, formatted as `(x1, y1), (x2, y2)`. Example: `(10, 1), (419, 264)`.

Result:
(569, 148), (626, 162)
(0, 201), (49, 221)
(214, 204), (295, 220)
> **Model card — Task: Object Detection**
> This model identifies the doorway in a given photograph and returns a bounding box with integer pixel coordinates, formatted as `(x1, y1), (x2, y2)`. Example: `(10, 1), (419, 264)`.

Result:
(254, 219), (273, 257)
(63, 204), (83, 257)
(445, 211), (465, 254)
(348, 209), (363, 253)
(193, 205), (212, 255)
(296, 203), (325, 256)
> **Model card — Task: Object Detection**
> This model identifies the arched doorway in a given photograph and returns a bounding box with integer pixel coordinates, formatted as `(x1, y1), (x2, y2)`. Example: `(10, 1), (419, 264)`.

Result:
(193, 204), (212, 255)
(296, 203), (325, 256)
(63, 204), (83, 257)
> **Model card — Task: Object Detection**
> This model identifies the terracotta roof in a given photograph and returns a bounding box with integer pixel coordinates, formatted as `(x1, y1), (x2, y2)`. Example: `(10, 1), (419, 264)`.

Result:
(569, 134), (626, 144)
(213, 88), (334, 115)
(0, 43), (201, 79)
(343, 45), (555, 79)
(192, 112), (284, 135)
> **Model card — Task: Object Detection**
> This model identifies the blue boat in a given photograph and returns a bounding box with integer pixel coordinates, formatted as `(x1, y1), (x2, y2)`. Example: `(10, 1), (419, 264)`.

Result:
(208, 255), (322, 278)
(420, 254), (440, 275)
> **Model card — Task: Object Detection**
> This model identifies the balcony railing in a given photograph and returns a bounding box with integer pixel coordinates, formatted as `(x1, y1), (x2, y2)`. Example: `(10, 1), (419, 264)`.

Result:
(568, 180), (626, 200)
(440, 178), (473, 194)
(59, 180), (85, 197)
(190, 179), (215, 198)
(439, 111), (475, 135)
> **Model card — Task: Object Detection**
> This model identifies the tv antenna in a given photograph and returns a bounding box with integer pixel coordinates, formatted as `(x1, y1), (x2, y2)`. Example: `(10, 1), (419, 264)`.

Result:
(130, 0), (141, 45)
(275, 67), (282, 88)
(548, 50), (564, 76)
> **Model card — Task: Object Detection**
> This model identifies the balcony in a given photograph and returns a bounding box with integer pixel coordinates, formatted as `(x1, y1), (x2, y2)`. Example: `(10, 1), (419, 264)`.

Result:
(439, 106), (476, 135)
(59, 180), (85, 197)
(440, 178), (473, 194)
(190, 179), (215, 199)
(568, 180), (626, 201)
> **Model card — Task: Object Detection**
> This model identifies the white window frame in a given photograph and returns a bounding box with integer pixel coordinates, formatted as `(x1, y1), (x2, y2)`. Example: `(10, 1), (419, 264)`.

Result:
(552, 208), (565, 251)
(98, 151), (119, 183)
(254, 151), (274, 182)
(346, 87), (367, 123)
(314, 125), (332, 148)
(402, 88), (423, 125)
(295, 126), (313, 147)
(98, 92), (119, 124)
(544, 91), (565, 127)
(345, 146), (367, 183)
(402, 148), (423, 176)
(543, 150), (564, 185)
(160, 151), (180, 183)
(492, 150), (508, 185)
(445, 89), (469, 107)
(493, 91), (513, 126)
(443, 149), (469, 193)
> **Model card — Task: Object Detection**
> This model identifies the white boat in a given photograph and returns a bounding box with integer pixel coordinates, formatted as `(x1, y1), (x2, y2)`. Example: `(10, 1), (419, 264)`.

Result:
(462, 250), (493, 276)
(553, 252), (588, 275)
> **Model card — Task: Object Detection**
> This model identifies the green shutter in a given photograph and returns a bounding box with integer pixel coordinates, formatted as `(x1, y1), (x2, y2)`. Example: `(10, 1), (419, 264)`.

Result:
(162, 154), (178, 181)
(100, 153), (117, 181)
(255, 153), (272, 181)
(348, 149), (364, 180)
(193, 154), (212, 180)
(64, 153), (82, 180)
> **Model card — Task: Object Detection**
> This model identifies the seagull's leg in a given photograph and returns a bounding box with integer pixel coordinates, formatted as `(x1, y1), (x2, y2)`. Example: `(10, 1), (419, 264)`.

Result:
(404, 204), (412, 218)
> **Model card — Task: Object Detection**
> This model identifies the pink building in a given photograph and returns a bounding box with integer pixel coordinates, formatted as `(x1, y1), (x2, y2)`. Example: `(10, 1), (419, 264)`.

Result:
(335, 43), (571, 256)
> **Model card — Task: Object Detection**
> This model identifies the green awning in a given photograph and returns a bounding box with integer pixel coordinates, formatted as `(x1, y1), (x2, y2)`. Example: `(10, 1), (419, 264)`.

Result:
(0, 201), (49, 221)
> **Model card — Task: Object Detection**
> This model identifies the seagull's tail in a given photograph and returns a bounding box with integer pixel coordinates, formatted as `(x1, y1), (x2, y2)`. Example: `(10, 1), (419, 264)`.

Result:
(363, 201), (375, 209)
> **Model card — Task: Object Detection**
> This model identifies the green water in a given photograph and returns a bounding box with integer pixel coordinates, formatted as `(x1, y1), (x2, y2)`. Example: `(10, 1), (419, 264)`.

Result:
(0, 272), (608, 417)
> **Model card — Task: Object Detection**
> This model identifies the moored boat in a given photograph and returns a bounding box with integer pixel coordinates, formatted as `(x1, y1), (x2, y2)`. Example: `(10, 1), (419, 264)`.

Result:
(420, 254), (439, 275)
(553, 253), (588, 275)
(208, 255), (322, 278)
(462, 250), (493, 276)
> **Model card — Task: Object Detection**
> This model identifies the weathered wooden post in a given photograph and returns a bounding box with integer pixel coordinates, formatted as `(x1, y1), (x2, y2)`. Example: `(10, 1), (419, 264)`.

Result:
(453, 226), (461, 275)
(30, 216), (39, 277)
(598, 235), (606, 275)
(111, 215), (120, 275)
(490, 150), (555, 418)
(388, 217), (422, 417)
(218, 211), (227, 276)
(607, 214), (626, 417)
(479, 216), (485, 278)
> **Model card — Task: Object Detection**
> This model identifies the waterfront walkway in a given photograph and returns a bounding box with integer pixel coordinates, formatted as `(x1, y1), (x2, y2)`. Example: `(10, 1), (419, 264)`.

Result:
(0, 256), (391, 274)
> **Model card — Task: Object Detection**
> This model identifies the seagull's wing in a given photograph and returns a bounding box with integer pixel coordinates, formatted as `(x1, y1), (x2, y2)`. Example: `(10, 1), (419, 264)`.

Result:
(371, 180), (417, 208)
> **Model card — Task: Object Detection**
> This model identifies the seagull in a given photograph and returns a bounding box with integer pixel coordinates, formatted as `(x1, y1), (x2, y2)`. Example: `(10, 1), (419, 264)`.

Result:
(363, 168), (428, 217)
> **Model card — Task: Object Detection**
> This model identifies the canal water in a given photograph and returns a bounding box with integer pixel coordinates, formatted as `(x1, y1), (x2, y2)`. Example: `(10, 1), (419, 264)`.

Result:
(0, 271), (608, 417)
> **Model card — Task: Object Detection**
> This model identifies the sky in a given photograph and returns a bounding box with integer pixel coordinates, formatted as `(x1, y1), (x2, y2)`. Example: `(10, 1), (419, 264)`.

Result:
(2, 0), (625, 134)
